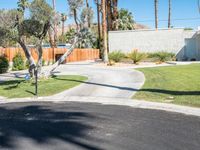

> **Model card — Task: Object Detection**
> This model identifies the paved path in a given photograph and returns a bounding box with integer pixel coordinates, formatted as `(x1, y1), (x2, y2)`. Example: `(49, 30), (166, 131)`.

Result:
(51, 61), (145, 99)
(0, 102), (199, 150)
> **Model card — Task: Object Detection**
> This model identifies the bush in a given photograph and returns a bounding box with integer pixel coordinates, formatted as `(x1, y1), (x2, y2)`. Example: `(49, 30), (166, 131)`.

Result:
(148, 52), (175, 62)
(127, 49), (147, 64)
(12, 53), (25, 71)
(108, 51), (126, 62)
(42, 59), (45, 66)
(0, 56), (9, 74)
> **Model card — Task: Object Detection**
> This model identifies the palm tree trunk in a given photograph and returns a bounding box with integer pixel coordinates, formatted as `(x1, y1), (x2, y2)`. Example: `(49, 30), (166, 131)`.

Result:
(86, 0), (91, 28)
(52, 0), (57, 46)
(101, 0), (108, 62)
(168, 0), (171, 28)
(48, 29), (54, 48)
(96, 0), (101, 49)
(62, 20), (65, 36)
(155, 0), (158, 30)
(112, 0), (118, 30)
(107, 0), (112, 31)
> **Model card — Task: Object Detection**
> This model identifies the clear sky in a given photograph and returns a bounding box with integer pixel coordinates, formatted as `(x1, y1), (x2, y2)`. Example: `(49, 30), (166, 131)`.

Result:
(0, 0), (200, 29)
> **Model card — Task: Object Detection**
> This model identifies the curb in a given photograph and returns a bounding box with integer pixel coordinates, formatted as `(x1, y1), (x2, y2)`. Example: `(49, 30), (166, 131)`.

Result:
(0, 96), (200, 117)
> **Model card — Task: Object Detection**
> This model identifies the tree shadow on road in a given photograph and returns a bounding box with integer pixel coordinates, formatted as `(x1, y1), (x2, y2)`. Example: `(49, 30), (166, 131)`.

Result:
(0, 104), (103, 150)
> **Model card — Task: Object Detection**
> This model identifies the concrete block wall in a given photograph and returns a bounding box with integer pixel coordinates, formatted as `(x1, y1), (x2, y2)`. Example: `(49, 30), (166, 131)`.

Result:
(109, 28), (200, 61)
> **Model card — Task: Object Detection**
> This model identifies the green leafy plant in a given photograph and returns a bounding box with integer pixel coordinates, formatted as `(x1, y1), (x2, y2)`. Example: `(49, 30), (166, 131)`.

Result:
(0, 56), (9, 74)
(42, 59), (45, 66)
(148, 52), (175, 62)
(115, 8), (135, 30)
(12, 53), (25, 71)
(127, 49), (147, 64)
(108, 51), (126, 63)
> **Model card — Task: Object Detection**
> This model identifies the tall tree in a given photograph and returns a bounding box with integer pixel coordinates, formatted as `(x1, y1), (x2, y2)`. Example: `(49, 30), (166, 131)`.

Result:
(198, 0), (200, 13)
(53, 0), (57, 46)
(28, 0), (53, 74)
(101, 0), (108, 62)
(168, 0), (171, 28)
(94, 0), (101, 49)
(155, 0), (158, 29)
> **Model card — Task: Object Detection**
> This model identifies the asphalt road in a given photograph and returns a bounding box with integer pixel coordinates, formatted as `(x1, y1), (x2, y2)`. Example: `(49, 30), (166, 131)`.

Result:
(0, 102), (199, 150)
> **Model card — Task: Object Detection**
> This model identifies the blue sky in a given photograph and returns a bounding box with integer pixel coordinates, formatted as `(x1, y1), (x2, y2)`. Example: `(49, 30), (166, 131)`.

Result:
(0, 0), (200, 29)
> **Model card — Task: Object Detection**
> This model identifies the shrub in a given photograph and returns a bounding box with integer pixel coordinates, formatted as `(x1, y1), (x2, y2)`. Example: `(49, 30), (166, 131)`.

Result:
(0, 56), (9, 74)
(108, 51), (126, 62)
(42, 59), (45, 66)
(148, 52), (175, 62)
(25, 60), (30, 69)
(12, 53), (25, 71)
(127, 49), (147, 64)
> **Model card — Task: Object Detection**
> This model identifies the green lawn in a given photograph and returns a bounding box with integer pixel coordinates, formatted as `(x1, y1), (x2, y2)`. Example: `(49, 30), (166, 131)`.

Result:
(134, 64), (200, 107)
(0, 75), (87, 98)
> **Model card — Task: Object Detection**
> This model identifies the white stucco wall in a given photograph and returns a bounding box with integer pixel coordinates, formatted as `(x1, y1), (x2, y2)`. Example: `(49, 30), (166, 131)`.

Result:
(109, 28), (199, 60)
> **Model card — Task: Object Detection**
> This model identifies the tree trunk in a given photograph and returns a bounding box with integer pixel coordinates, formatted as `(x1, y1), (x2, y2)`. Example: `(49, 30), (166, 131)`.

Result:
(96, 0), (101, 48)
(155, 0), (158, 30)
(48, 29), (55, 47)
(52, 0), (57, 47)
(107, 0), (113, 31)
(18, 38), (36, 77)
(168, 0), (171, 28)
(73, 9), (79, 29)
(45, 34), (80, 77)
(101, 0), (108, 62)
(96, 0), (101, 49)
(37, 40), (43, 75)
(85, 0), (91, 28)
(112, 0), (118, 30)
(62, 20), (65, 37)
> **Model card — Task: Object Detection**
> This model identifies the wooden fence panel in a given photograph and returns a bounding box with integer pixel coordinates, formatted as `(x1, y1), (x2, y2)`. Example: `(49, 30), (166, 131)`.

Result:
(0, 47), (100, 63)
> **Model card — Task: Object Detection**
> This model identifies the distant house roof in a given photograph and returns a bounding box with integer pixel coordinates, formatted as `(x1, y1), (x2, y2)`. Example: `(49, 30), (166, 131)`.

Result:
(134, 23), (150, 30)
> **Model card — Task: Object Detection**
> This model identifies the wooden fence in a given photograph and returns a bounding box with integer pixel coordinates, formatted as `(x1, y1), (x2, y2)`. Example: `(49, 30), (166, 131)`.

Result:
(0, 47), (100, 63)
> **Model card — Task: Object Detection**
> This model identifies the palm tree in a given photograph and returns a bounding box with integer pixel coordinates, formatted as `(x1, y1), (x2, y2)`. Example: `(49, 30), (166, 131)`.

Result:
(101, 0), (108, 62)
(168, 0), (171, 28)
(155, 0), (158, 29)
(94, 0), (101, 49)
(112, 0), (118, 30)
(52, 0), (57, 46)
(61, 13), (67, 36)
(107, 0), (113, 31)
(85, 0), (91, 27)
(198, 0), (200, 13)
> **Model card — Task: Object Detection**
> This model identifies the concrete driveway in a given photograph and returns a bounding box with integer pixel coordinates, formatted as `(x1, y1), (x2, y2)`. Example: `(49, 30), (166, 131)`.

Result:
(51, 61), (145, 99)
